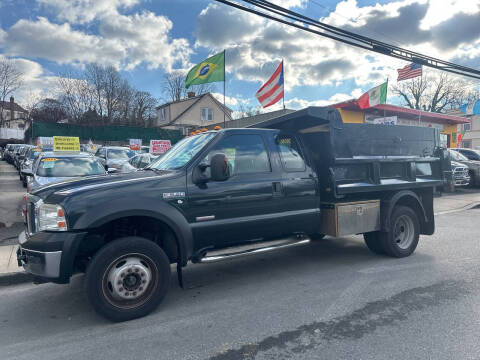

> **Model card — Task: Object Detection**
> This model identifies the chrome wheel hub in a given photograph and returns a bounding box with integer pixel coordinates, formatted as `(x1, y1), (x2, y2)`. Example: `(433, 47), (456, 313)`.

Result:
(394, 215), (414, 250)
(106, 256), (152, 301)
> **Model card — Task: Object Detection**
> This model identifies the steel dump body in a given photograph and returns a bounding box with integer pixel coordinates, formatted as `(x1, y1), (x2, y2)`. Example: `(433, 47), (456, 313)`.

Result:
(253, 106), (447, 200)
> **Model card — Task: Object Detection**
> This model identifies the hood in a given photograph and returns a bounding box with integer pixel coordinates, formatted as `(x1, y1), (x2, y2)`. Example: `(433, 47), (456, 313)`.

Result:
(35, 176), (72, 187)
(32, 169), (180, 200)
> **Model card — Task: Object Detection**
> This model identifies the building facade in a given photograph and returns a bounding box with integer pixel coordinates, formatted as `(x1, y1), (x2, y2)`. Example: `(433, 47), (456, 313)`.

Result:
(333, 101), (469, 148)
(155, 92), (232, 135)
(0, 97), (28, 129)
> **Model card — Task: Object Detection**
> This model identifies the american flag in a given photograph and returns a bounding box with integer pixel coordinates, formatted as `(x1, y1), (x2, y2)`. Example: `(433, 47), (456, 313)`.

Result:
(397, 63), (422, 81)
(256, 61), (284, 108)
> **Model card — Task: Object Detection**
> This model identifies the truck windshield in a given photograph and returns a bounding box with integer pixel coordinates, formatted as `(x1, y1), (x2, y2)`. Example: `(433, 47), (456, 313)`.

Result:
(148, 132), (217, 170)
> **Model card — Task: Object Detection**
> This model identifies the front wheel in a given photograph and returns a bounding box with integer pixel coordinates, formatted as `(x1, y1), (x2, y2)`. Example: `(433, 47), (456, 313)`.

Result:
(85, 236), (171, 322)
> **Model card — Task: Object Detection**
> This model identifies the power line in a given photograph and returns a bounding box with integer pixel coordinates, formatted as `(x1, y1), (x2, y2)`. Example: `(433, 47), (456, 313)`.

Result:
(212, 0), (480, 80)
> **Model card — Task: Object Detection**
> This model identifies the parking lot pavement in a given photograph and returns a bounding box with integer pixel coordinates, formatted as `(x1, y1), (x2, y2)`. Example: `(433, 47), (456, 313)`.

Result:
(0, 208), (479, 360)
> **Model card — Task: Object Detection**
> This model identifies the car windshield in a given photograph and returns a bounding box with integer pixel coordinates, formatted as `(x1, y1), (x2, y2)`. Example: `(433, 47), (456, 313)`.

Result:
(36, 157), (106, 177)
(108, 148), (135, 160)
(463, 150), (480, 160)
(449, 150), (468, 161)
(148, 133), (217, 170)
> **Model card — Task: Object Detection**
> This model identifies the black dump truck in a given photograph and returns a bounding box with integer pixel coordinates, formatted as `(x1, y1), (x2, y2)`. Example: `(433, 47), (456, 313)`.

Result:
(17, 107), (449, 321)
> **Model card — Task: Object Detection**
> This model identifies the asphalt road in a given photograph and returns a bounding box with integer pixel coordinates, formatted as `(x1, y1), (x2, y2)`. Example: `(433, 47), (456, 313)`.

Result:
(1, 208), (479, 360)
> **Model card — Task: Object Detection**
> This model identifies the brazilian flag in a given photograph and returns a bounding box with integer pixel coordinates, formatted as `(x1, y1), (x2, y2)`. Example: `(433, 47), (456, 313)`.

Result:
(185, 51), (225, 89)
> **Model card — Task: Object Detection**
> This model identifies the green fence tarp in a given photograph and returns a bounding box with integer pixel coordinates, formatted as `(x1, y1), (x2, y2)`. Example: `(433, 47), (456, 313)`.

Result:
(30, 122), (183, 144)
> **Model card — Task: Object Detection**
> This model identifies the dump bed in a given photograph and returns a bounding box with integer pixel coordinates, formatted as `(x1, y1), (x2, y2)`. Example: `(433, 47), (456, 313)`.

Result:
(253, 106), (448, 199)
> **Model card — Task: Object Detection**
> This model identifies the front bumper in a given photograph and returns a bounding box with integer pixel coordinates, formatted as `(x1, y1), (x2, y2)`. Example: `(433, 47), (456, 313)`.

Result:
(17, 230), (87, 283)
(453, 175), (470, 186)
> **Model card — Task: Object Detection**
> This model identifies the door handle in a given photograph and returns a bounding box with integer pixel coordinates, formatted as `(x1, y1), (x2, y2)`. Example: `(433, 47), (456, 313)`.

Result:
(272, 181), (282, 196)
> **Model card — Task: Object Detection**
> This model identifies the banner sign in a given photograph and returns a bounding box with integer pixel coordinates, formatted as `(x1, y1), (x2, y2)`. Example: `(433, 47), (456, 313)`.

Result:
(370, 116), (397, 125)
(129, 138), (142, 151)
(53, 136), (80, 151)
(150, 140), (171, 155)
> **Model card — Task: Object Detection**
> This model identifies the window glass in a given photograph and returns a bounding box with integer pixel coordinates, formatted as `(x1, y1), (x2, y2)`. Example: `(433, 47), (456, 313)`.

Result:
(36, 157), (106, 177)
(416, 163), (432, 176)
(460, 149), (480, 161)
(276, 135), (306, 171)
(449, 150), (468, 161)
(150, 132), (217, 170)
(138, 155), (151, 168)
(201, 108), (213, 121)
(130, 155), (141, 167)
(205, 134), (270, 175)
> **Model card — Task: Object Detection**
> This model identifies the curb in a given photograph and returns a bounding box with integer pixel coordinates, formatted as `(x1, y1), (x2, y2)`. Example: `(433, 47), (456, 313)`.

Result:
(0, 271), (34, 287)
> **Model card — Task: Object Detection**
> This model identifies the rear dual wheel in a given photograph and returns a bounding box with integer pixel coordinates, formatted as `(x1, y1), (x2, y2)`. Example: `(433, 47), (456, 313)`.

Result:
(85, 236), (171, 322)
(363, 205), (420, 258)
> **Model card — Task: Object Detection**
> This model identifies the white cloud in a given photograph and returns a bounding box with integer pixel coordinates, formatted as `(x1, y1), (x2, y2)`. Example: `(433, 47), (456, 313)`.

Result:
(195, 0), (480, 98)
(0, 2), (191, 72)
(38, 0), (140, 24)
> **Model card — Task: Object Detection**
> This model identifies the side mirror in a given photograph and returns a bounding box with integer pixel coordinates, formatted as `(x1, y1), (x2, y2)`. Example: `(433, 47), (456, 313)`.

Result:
(21, 169), (33, 177)
(107, 168), (117, 173)
(210, 153), (231, 181)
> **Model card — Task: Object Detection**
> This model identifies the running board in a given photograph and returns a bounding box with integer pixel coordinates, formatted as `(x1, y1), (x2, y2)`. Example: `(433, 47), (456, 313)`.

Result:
(194, 237), (310, 264)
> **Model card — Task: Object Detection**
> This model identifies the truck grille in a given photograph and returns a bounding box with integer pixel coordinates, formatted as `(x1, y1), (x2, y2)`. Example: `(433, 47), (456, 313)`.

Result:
(453, 167), (468, 177)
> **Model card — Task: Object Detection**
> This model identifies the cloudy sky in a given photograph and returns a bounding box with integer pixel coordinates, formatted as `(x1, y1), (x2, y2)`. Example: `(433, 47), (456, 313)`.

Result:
(0, 0), (479, 112)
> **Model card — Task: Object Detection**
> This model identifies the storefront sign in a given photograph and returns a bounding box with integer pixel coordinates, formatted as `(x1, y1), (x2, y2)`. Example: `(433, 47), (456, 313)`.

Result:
(53, 136), (80, 151)
(371, 116), (397, 125)
(150, 140), (171, 155)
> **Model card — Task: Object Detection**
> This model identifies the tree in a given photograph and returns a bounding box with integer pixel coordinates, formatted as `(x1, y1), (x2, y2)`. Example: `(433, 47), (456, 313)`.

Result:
(392, 72), (473, 113)
(132, 91), (157, 126)
(56, 70), (94, 123)
(30, 98), (68, 123)
(163, 71), (216, 102)
(85, 63), (106, 121)
(0, 58), (24, 127)
(236, 103), (261, 118)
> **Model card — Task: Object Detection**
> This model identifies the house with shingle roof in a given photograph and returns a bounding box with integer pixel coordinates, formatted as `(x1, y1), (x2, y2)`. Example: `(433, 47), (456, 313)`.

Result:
(155, 92), (232, 135)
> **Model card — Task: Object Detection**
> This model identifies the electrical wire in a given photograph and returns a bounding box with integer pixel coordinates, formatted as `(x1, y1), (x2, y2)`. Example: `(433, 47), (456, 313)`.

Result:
(212, 0), (480, 80)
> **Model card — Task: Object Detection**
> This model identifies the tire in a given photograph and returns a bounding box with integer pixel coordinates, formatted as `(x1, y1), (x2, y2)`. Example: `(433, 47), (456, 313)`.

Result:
(310, 233), (326, 241)
(85, 236), (171, 322)
(381, 206), (420, 258)
(363, 232), (385, 255)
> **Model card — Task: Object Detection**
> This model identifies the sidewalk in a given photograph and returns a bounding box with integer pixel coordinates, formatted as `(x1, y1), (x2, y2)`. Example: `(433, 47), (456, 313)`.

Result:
(1, 190), (480, 285)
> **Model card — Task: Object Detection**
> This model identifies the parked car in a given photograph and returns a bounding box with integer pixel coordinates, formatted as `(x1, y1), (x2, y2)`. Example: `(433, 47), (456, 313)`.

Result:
(95, 146), (135, 171)
(451, 161), (470, 187)
(18, 107), (447, 322)
(22, 151), (107, 192)
(119, 153), (157, 173)
(12, 144), (28, 168)
(448, 149), (480, 186)
(14, 145), (33, 170)
(19, 147), (43, 187)
(6, 144), (23, 165)
(3, 144), (16, 163)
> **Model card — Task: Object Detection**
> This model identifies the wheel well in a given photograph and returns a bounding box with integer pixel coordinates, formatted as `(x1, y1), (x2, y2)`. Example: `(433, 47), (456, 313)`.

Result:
(395, 196), (426, 232)
(74, 216), (180, 272)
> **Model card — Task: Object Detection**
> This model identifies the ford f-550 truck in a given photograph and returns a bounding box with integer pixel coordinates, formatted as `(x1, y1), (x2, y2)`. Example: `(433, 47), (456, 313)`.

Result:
(17, 107), (449, 321)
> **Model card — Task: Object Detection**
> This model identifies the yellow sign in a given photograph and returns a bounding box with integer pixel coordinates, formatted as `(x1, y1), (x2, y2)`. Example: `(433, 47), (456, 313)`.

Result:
(53, 136), (80, 152)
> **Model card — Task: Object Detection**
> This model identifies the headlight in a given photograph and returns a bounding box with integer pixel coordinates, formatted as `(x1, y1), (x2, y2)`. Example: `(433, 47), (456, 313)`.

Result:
(36, 203), (68, 231)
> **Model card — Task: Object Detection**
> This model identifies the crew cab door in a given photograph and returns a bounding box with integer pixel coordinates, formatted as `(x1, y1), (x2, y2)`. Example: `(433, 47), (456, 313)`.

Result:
(274, 133), (319, 234)
(186, 133), (285, 251)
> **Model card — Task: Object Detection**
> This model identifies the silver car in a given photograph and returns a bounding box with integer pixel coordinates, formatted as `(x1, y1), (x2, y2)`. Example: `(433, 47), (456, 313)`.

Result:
(119, 153), (158, 173)
(94, 146), (135, 172)
(22, 151), (107, 192)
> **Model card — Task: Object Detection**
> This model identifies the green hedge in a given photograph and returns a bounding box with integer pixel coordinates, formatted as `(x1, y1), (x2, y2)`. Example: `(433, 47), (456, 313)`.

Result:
(31, 122), (183, 144)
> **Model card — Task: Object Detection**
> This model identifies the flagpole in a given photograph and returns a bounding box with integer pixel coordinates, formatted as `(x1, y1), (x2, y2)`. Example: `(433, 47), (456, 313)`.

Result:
(223, 49), (226, 128)
(282, 59), (285, 110)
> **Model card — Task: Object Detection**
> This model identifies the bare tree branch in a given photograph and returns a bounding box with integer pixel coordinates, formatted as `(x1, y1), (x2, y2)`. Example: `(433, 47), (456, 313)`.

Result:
(0, 58), (24, 127)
